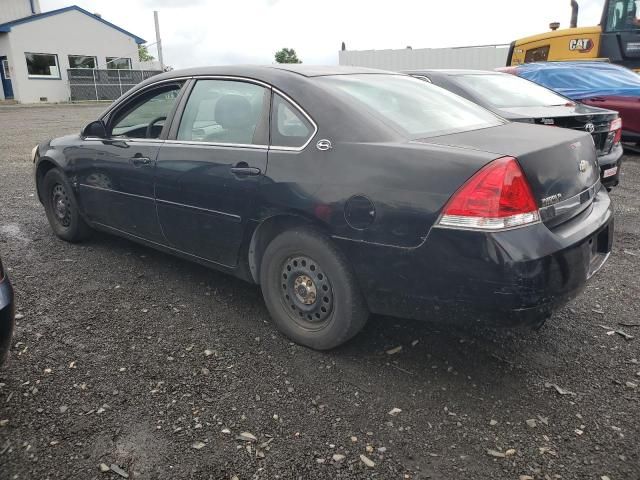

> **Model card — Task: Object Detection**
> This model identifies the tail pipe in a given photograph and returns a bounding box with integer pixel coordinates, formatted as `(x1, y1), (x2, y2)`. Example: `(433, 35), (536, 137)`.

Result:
(570, 0), (579, 28)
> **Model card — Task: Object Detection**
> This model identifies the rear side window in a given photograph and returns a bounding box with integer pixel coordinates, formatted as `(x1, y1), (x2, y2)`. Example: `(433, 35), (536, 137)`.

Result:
(177, 79), (268, 145)
(318, 74), (502, 139)
(271, 93), (314, 148)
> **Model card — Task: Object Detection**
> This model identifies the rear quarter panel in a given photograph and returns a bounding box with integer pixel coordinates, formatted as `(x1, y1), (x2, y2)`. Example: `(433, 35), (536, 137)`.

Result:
(260, 140), (497, 249)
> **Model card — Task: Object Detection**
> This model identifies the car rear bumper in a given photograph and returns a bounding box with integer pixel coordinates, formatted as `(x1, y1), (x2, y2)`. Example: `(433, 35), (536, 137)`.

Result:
(0, 276), (14, 365)
(339, 189), (614, 327)
(598, 144), (623, 188)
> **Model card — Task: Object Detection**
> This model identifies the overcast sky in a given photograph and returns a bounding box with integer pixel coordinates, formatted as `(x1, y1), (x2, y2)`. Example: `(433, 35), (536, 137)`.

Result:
(41, 0), (605, 68)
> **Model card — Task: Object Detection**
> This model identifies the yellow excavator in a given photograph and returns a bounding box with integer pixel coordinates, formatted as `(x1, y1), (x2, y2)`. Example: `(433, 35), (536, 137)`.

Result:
(507, 0), (640, 72)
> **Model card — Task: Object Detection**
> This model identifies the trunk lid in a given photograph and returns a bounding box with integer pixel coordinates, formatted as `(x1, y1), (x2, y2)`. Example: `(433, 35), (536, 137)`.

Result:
(418, 122), (600, 226)
(499, 105), (618, 156)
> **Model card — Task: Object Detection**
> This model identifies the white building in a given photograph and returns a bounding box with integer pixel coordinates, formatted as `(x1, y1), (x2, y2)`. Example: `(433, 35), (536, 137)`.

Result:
(339, 44), (510, 72)
(0, 1), (146, 103)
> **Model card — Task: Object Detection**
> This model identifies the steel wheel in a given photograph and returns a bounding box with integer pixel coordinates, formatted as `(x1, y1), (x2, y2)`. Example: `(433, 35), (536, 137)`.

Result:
(280, 255), (334, 329)
(260, 227), (369, 350)
(50, 183), (72, 228)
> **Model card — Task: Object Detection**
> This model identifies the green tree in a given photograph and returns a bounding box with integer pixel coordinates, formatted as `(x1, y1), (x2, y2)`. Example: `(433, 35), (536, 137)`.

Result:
(138, 45), (155, 62)
(274, 48), (302, 64)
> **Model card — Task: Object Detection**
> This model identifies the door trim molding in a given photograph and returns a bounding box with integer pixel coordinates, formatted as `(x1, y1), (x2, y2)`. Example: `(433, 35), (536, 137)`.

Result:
(155, 197), (242, 222)
(79, 183), (154, 201)
(80, 183), (242, 222)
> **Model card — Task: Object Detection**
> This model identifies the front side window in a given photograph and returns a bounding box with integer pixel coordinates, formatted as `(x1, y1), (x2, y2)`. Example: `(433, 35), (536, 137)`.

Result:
(111, 84), (183, 139)
(318, 74), (502, 139)
(68, 55), (97, 69)
(25, 53), (60, 78)
(177, 79), (268, 145)
(271, 94), (314, 148)
(106, 57), (132, 70)
(605, 0), (640, 31)
(452, 73), (570, 108)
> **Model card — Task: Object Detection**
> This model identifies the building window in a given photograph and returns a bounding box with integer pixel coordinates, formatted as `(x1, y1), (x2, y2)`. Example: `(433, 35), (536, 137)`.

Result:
(106, 57), (132, 70)
(68, 55), (97, 69)
(25, 53), (60, 78)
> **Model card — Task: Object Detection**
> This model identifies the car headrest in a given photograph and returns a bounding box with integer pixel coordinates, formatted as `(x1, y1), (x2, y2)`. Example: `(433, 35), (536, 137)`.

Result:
(215, 94), (253, 129)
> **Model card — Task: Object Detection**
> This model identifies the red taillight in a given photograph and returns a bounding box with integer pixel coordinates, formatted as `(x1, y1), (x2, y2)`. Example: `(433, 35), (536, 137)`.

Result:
(610, 117), (622, 144)
(439, 156), (540, 230)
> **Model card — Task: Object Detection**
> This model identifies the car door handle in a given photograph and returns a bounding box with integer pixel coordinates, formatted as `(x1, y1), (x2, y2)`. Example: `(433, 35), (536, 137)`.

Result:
(130, 156), (152, 167)
(230, 162), (261, 176)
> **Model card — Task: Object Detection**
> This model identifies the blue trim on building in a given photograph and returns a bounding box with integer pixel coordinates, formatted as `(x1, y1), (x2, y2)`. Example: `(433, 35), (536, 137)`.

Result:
(0, 5), (146, 44)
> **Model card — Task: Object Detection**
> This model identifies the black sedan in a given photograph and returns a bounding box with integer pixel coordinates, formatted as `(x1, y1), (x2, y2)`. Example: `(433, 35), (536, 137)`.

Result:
(406, 70), (624, 189)
(0, 255), (14, 365)
(33, 66), (613, 350)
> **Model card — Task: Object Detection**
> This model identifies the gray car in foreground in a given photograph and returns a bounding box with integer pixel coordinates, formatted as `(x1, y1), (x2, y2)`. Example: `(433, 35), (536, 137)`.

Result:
(0, 255), (14, 366)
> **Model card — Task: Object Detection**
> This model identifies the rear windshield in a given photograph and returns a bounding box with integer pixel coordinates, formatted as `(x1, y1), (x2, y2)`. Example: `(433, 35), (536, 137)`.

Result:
(453, 73), (571, 108)
(317, 74), (503, 139)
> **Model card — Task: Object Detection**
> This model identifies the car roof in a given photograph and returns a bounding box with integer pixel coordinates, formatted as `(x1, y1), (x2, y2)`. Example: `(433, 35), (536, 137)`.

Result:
(150, 64), (393, 82)
(404, 69), (504, 76)
(135, 65), (401, 95)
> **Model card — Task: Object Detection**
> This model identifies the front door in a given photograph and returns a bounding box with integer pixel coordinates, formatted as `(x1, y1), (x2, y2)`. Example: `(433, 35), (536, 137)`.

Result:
(155, 78), (270, 266)
(0, 57), (14, 100)
(76, 82), (184, 242)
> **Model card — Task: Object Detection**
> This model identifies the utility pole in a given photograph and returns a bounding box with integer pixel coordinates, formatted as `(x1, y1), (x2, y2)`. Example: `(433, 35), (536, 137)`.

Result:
(154, 11), (164, 70)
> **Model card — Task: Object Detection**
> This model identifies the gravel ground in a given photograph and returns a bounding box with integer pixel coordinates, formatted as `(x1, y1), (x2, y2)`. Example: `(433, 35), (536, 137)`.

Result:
(0, 104), (639, 480)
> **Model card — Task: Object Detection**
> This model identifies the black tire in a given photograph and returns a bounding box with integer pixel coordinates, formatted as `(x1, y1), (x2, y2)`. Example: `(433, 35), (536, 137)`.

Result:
(0, 306), (14, 368)
(42, 169), (91, 242)
(259, 226), (369, 350)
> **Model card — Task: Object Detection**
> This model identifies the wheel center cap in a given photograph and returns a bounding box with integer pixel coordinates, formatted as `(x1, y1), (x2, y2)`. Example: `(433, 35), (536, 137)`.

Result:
(293, 274), (316, 305)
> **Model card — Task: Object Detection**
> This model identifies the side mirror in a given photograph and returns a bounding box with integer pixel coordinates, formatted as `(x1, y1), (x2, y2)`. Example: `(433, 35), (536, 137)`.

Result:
(82, 120), (107, 138)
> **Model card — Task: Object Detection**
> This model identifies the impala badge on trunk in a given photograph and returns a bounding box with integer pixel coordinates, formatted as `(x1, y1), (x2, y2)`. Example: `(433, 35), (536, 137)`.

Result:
(541, 193), (563, 207)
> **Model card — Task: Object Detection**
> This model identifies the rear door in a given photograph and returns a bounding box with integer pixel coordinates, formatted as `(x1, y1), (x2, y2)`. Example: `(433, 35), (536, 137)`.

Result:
(76, 81), (185, 242)
(154, 78), (270, 266)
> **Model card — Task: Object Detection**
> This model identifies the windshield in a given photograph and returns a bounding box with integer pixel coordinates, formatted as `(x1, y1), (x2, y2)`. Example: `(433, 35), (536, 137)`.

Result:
(605, 0), (640, 32)
(453, 73), (571, 108)
(318, 74), (502, 139)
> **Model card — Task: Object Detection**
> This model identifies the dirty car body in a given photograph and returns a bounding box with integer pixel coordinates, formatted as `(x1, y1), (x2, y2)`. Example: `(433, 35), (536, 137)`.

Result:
(407, 69), (624, 188)
(0, 255), (15, 366)
(33, 66), (614, 348)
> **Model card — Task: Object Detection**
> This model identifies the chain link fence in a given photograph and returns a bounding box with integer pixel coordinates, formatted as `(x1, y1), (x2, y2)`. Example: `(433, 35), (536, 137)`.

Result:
(67, 69), (163, 102)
